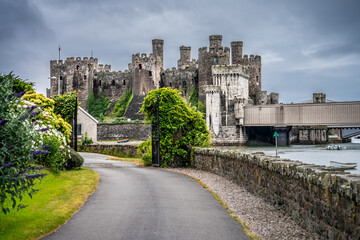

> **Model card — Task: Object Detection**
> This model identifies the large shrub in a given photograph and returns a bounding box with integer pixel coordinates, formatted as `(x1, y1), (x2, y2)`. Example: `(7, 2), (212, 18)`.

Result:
(22, 90), (72, 143)
(0, 74), (47, 214)
(21, 91), (71, 171)
(141, 88), (210, 167)
(64, 148), (84, 170)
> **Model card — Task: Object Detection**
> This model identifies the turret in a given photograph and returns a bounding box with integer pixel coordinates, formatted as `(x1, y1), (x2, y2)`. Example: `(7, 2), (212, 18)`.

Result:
(178, 46), (191, 69)
(152, 39), (164, 68)
(231, 41), (243, 64)
(209, 35), (222, 49)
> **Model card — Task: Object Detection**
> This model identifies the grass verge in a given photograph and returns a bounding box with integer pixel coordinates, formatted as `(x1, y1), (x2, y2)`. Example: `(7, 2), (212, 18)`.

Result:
(0, 167), (99, 240)
(175, 171), (260, 240)
(105, 157), (144, 166)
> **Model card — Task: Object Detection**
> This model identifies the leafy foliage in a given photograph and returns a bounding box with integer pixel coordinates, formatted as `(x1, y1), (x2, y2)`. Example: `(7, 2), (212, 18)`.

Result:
(112, 90), (133, 117)
(137, 140), (152, 166)
(188, 86), (206, 116)
(53, 92), (79, 122)
(11, 74), (34, 93)
(87, 92), (110, 120)
(22, 90), (72, 143)
(0, 74), (46, 214)
(141, 88), (210, 167)
(79, 132), (93, 148)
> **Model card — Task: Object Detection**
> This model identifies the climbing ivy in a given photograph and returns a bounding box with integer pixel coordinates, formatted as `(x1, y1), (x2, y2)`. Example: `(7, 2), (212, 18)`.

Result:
(188, 86), (206, 116)
(112, 90), (133, 117)
(141, 88), (210, 167)
(87, 92), (110, 120)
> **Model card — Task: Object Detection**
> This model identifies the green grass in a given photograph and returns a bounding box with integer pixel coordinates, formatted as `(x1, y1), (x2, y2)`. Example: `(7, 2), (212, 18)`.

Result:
(105, 157), (144, 166)
(0, 167), (99, 240)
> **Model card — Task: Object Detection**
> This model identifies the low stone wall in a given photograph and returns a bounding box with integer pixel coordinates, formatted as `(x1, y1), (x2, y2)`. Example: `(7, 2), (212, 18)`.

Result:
(80, 142), (140, 158)
(97, 123), (150, 141)
(193, 148), (360, 239)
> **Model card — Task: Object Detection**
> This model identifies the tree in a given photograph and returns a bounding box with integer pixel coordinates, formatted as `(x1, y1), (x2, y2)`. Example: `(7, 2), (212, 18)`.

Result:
(141, 88), (210, 167)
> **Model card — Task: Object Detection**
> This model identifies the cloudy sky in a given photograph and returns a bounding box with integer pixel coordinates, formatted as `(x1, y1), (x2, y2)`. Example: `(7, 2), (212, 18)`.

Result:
(1, 0), (359, 103)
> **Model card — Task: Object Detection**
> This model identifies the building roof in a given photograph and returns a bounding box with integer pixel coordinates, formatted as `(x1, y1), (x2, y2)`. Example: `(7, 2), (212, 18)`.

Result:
(78, 106), (99, 124)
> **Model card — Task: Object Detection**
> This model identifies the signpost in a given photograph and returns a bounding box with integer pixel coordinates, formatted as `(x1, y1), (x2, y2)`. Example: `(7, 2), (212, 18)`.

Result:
(273, 131), (279, 157)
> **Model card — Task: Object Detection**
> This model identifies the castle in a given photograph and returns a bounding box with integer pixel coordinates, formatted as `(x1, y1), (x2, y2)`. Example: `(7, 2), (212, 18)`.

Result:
(47, 35), (278, 144)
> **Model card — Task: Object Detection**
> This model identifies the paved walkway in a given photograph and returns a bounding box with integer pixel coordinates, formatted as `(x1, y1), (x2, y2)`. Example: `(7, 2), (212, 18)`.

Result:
(43, 153), (249, 240)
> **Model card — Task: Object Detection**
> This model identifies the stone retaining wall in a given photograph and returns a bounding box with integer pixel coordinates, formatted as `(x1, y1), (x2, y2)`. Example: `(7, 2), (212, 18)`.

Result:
(97, 123), (150, 141)
(80, 143), (139, 157)
(193, 148), (360, 239)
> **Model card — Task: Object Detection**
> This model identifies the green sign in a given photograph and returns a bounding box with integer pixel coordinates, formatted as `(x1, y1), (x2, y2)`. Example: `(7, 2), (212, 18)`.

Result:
(273, 131), (279, 137)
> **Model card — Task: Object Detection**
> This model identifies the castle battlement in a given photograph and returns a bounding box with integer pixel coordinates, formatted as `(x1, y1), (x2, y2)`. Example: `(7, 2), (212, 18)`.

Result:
(206, 85), (221, 94)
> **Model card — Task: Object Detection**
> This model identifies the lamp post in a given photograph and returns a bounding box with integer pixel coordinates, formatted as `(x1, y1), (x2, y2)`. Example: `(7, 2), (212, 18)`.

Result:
(74, 94), (78, 151)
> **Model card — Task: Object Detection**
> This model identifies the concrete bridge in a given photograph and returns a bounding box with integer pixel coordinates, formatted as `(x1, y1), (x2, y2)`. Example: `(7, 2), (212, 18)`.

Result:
(243, 101), (360, 145)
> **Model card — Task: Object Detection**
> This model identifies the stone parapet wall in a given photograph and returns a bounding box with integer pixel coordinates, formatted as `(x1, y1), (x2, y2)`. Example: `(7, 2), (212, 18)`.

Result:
(193, 148), (360, 239)
(97, 123), (150, 141)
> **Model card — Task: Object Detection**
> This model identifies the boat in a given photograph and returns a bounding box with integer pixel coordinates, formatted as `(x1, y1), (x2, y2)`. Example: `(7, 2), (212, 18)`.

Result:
(326, 144), (342, 150)
(351, 135), (360, 144)
(117, 139), (129, 143)
(330, 161), (357, 170)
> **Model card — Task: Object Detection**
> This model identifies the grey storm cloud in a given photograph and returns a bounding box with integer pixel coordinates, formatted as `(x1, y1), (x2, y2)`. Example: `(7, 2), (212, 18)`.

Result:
(0, 0), (359, 103)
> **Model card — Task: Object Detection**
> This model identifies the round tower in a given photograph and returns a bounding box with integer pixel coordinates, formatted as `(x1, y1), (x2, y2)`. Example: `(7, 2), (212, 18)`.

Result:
(209, 35), (222, 49)
(231, 41), (243, 64)
(152, 39), (164, 68)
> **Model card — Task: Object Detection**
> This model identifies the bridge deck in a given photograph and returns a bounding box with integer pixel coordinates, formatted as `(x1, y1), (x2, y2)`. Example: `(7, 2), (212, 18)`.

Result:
(244, 101), (360, 127)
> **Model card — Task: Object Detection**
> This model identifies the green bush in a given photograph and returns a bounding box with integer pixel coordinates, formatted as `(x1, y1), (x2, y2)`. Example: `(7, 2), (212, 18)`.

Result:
(0, 73), (46, 214)
(112, 90), (133, 117)
(137, 140), (152, 166)
(141, 88), (210, 167)
(79, 132), (93, 148)
(142, 152), (152, 166)
(65, 148), (84, 170)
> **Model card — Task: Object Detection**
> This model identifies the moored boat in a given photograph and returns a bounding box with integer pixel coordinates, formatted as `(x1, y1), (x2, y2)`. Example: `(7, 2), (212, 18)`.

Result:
(330, 161), (357, 170)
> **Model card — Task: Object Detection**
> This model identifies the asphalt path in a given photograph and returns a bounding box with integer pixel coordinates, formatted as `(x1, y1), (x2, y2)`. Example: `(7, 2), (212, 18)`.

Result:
(43, 152), (250, 240)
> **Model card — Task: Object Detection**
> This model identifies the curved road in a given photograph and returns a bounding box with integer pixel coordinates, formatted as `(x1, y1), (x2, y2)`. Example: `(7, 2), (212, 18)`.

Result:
(44, 152), (249, 240)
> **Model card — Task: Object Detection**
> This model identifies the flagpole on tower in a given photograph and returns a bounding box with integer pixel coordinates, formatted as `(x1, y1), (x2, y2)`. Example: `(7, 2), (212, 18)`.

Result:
(58, 45), (61, 61)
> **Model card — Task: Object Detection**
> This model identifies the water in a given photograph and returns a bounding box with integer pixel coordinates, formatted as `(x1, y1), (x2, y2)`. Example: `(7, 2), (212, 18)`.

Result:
(220, 143), (360, 175)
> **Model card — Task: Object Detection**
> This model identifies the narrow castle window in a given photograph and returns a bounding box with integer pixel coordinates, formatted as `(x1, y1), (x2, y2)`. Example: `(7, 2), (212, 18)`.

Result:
(139, 64), (142, 69)
(84, 75), (87, 80)
(111, 80), (115, 86)
(93, 80), (96, 86)
(76, 65), (79, 70)
(60, 76), (63, 80)
(256, 76), (259, 82)
(99, 80), (102, 86)
(123, 80), (126, 85)
(149, 71), (152, 76)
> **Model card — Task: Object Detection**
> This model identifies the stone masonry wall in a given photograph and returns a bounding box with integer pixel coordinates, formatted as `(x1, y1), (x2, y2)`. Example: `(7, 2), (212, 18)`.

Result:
(97, 123), (151, 141)
(193, 148), (360, 239)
